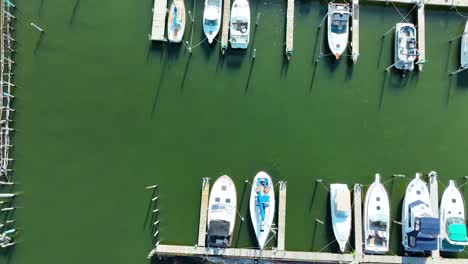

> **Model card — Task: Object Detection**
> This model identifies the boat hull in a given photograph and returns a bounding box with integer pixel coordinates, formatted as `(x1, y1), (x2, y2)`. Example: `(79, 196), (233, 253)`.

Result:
(249, 171), (275, 249)
(439, 180), (468, 252)
(330, 183), (351, 252)
(229, 0), (250, 49)
(327, 3), (350, 60)
(394, 23), (417, 72)
(203, 0), (222, 44)
(461, 21), (468, 69)
(363, 174), (390, 254)
(207, 175), (237, 247)
(167, 0), (186, 43)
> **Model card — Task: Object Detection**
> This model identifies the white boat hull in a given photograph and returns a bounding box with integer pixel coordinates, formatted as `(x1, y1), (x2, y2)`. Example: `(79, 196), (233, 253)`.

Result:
(363, 174), (390, 254)
(229, 0), (250, 49)
(249, 171), (275, 249)
(167, 0), (186, 43)
(207, 175), (237, 247)
(203, 0), (222, 44)
(461, 21), (468, 69)
(330, 183), (351, 252)
(439, 180), (468, 252)
(327, 3), (350, 60)
(394, 23), (417, 72)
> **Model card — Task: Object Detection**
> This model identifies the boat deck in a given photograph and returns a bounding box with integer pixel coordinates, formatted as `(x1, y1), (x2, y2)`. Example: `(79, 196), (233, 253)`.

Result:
(285, 0), (294, 59)
(151, 0), (168, 41)
(221, 0), (231, 53)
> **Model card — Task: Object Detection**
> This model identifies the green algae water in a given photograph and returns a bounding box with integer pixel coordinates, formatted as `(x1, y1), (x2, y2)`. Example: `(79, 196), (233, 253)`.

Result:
(6, 0), (468, 263)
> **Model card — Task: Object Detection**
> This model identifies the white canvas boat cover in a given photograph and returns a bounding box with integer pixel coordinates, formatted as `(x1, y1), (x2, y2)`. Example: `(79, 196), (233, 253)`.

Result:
(335, 189), (351, 214)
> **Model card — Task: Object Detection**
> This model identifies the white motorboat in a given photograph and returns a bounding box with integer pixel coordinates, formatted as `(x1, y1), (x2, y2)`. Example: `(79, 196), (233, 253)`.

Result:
(461, 21), (468, 69)
(327, 3), (350, 60)
(167, 0), (186, 43)
(229, 0), (250, 49)
(363, 174), (390, 254)
(249, 171), (275, 249)
(330, 183), (351, 252)
(439, 180), (468, 252)
(401, 173), (439, 252)
(395, 23), (417, 72)
(203, 0), (222, 44)
(207, 175), (237, 247)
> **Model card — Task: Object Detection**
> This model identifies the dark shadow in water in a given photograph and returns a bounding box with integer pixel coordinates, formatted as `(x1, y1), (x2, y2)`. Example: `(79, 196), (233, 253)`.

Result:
(166, 43), (182, 61)
(225, 49), (246, 69)
(310, 220), (319, 251)
(69, 0), (81, 25)
(150, 47), (168, 119)
(146, 42), (166, 63)
(456, 69), (468, 88)
(216, 53), (225, 72)
(446, 41), (454, 74)
(345, 59), (354, 80)
(297, 0), (313, 15)
(1, 243), (15, 264)
(245, 59), (255, 95)
(379, 72), (388, 110)
(309, 27), (323, 94)
(234, 181), (249, 247)
(377, 37), (386, 69)
(309, 62), (319, 94)
(38, 0), (45, 17)
(200, 29), (216, 60)
(143, 187), (158, 229)
(33, 33), (45, 56)
(280, 55), (289, 79)
(180, 54), (192, 93)
(308, 182), (319, 212)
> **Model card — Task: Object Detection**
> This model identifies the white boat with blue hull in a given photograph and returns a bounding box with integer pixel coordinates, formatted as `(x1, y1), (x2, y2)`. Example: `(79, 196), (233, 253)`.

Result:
(364, 174), (390, 254)
(249, 171), (275, 249)
(330, 183), (351, 252)
(395, 23), (417, 73)
(167, 0), (186, 43)
(207, 175), (237, 247)
(401, 173), (440, 253)
(229, 0), (250, 49)
(203, 0), (222, 44)
(439, 180), (468, 252)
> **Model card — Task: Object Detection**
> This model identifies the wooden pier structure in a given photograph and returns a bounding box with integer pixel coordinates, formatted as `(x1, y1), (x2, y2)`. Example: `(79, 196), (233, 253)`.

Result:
(277, 181), (287, 251)
(351, 0), (360, 63)
(285, 0), (294, 59)
(197, 178), (210, 246)
(147, 175), (468, 263)
(150, 0), (168, 41)
(220, 0), (231, 54)
(353, 184), (363, 257)
(429, 172), (440, 259)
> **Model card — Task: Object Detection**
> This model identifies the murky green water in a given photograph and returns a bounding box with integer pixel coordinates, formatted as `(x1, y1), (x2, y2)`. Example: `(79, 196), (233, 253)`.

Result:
(5, 0), (468, 263)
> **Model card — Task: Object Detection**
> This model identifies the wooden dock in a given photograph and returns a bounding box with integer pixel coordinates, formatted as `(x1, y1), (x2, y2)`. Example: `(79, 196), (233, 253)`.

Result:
(353, 184), (363, 257)
(277, 181), (287, 251)
(285, 0), (294, 59)
(428, 172), (440, 259)
(150, 0), (168, 41)
(417, 2), (425, 71)
(197, 178), (210, 246)
(369, 0), (468, 7)
(351, 0), (360, 63)
(220, 0), (231, 54)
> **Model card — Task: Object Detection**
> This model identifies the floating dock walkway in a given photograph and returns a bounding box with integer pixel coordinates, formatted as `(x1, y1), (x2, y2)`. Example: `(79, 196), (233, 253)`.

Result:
(148, 177), (468, 263)
(429, 172), (440, 258)
(220, 0), (231, 54)
(351, 0), (359, 63)
(285, 0), (294, 59)
(150, 0), (168, 41)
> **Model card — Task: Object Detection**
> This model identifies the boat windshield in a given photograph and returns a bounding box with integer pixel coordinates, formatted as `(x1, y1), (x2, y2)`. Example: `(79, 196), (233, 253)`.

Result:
(232, 17), (248, 34)
(205, 19), (218, 27)
(331, 13), (349, 34)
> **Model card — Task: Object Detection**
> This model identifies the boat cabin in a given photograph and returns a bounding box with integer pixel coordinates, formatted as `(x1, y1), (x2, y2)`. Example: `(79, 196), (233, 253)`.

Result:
(331, 13), (349, 35)
(406, 200), (440, 251)
(207, 220), (231, 247)
(334, 189), (351, 218)
(232, 17), (248, 34)
(367, 215), (388, 246)
(442, 217), (468, 251)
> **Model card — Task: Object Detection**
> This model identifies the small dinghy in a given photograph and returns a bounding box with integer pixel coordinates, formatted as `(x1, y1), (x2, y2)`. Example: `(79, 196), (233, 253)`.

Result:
(330, 183), (351, 252)
(439, 180), (468, 252)
(327, 3), (350, 60)
(203, 0), (222, 44)
(167, 0), (186, 43)
(207, 175), (237, 247)
(229, 0), (250, 49)
(249, 171), (275, 249)
(401, 173), (440, 253)
(364, 174), (390, 254)
(395, 23), (417, 73)
(461, 21), (468, 69)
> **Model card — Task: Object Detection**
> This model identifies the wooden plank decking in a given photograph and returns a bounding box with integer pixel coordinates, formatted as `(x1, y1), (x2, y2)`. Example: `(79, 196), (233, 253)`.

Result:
(351, 0), (360, 63)
(277, 181), (287, 251)
(429, 172), (440, 258)
(353, 184), (363, 257)
(221, 0), (231, 53)
(285, 0), (294, 59)
(151, 0), (168, 41)
(197, 178), (210, 246)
